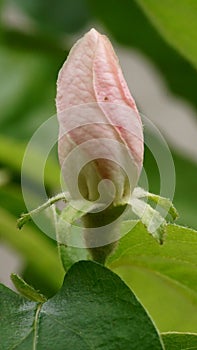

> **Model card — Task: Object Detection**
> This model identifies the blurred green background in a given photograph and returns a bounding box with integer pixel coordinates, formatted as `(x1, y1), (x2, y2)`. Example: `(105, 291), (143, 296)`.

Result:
(0, 0), (197, 333)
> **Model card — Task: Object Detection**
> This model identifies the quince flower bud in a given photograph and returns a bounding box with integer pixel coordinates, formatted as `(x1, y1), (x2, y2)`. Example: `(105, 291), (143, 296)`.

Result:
(56, 28), (143, 205)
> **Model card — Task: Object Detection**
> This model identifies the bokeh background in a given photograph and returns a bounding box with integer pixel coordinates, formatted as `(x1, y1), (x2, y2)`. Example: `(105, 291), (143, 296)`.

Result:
(0, 0), (197, 332)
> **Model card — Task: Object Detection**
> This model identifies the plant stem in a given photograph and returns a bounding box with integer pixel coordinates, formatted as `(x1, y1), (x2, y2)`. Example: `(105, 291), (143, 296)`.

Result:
(82, 204), (127, 264)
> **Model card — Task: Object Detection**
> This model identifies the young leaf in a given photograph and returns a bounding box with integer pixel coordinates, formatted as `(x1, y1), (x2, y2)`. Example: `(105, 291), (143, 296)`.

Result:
(0, 261), (164, 349)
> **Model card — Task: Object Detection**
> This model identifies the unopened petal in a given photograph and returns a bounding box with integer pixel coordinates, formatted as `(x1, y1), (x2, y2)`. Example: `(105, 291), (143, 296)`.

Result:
(56, 28), (99, 112)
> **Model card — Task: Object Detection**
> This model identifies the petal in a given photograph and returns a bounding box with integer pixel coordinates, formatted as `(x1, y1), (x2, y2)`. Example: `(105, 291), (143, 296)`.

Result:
(93, 32), (143, 169)
(56, 29), (98, 112)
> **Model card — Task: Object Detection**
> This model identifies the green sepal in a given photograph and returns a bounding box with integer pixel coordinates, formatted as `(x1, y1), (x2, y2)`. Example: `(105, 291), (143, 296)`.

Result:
(59, 244), (90, 272)
(128, 187), (178, 244)
(56, 199), (105, 245)
(133, 187), (178, 220)
(17, 192), (69, 229)
(55, 200), (104, 269)
(129, 197), (166, 244)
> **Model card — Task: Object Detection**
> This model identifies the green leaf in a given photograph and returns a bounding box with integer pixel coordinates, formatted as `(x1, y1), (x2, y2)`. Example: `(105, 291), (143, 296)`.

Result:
(136, 0), (197, 69)
(161, 332), (197, 349)
(0, 261), (164, 349)
(0, 285), (38, 349)
(107, 221), (197, 332)
(11, 273), (47, 302)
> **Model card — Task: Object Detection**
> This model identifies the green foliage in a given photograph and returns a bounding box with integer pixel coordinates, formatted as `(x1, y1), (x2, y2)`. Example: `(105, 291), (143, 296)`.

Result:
(162, 332), (197, 349)
(108, 221), (197, 332)
(0, 261), (164, 349)
(136, 0), (197, 69)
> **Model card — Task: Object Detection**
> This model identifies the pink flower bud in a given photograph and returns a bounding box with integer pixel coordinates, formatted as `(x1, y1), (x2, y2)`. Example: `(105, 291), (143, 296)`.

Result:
(56, 28), (143, 205)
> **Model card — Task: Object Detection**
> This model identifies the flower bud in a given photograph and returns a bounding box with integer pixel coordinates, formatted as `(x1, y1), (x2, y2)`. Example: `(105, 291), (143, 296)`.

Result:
(56, 28), (143, 205)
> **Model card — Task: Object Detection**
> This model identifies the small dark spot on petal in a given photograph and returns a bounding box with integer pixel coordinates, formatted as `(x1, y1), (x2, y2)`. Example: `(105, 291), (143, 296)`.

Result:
(104, 96), (108, 101)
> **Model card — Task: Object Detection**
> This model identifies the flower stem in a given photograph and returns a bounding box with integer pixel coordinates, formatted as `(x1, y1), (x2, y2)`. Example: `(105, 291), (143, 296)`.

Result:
(83, 204), (126, 264)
